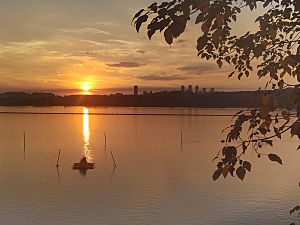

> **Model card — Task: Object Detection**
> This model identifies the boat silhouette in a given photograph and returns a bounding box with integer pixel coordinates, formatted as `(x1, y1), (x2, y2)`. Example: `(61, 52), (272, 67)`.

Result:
(73, 157), (95, 170)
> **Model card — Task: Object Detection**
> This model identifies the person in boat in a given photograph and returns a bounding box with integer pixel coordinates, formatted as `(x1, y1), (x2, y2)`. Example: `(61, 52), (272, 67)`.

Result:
(79, 156), (88, 166)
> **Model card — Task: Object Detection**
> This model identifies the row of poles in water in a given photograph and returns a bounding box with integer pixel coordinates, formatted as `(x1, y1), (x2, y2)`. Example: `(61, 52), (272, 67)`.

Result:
(22, 131), (117, 169)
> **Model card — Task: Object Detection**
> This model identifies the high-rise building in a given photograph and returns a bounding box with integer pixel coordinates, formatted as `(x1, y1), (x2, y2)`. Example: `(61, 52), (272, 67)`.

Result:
(134, 85), (139, 96)
(188, 85), (193, 93)
(210, 88), (215, 93)
(195, 85), (199, 94)
(181, 85), (185, 93)
(202, 88), (207, 94)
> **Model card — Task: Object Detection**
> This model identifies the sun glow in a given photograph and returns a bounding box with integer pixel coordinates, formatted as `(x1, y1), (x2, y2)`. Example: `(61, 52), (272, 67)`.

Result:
(82, 83), (91, 92)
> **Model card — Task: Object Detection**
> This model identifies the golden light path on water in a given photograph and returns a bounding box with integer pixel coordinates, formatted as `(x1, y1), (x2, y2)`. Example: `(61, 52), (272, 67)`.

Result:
(83, 107), (93, 161)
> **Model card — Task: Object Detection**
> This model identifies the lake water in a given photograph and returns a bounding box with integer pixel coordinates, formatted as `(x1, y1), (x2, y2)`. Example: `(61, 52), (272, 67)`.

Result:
(0, 106), (300, 225)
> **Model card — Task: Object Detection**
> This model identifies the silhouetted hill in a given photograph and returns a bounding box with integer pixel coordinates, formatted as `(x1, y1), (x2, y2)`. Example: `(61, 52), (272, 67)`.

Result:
(0, 90), (295, 108)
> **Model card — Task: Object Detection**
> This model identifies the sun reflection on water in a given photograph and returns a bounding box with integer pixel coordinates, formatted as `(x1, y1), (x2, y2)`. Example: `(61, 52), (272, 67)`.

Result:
(83, 107), (93, 161)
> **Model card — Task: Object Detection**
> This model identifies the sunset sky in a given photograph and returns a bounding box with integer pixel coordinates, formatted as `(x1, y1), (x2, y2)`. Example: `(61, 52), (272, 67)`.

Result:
(0, 0), (275, 94)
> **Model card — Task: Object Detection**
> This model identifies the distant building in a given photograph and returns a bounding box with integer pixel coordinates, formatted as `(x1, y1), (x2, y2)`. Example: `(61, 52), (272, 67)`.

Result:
(188, 85), (193, 93)
(202, 88), (207, 94)
(195, 85), (199, 94)
(181, 85), (185, 93)
(143, 91), (148, 95)
(210, 88), (215, 93)
(134, 85), (139, 96)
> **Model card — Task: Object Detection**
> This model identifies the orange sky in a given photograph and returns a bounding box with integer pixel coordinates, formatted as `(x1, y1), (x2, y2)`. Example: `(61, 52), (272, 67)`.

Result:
(0, 0), (291, 94)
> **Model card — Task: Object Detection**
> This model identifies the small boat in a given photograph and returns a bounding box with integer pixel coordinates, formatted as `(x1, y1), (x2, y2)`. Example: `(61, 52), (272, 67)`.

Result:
(72, 162), (95, 170)
(73, 157), (95, 170)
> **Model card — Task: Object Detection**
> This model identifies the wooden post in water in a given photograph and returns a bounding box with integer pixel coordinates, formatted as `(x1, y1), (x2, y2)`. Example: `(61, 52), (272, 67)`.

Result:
(56, 149), (61, 168)
(181, 131), (183, 148)
(110, 151), (116, 167)
(104, 132), (107, 148)
(23, 132), (26, 152)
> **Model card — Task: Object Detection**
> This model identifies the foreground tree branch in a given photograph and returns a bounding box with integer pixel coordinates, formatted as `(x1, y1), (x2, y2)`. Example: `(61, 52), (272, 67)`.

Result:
(133, 1), (300, 223)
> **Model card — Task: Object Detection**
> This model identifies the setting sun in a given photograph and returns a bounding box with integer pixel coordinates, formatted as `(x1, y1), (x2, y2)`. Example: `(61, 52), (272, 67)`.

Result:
(82, 83), (91, 92)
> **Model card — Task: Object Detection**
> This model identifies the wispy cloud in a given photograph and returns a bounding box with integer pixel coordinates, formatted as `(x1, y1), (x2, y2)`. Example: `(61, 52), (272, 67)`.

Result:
(80, 39), (105, 46)
(107, 39), (136, 45)
(138, 74), (190, 81)
(136, 50), (146, 54)
(106, 61), (145, 68)
(62, 27), (110, 35)
(176, 64), (219, 74)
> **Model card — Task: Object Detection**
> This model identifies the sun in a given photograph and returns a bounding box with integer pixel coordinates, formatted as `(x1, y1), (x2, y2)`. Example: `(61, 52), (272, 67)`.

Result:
(82, 83), (91, 92)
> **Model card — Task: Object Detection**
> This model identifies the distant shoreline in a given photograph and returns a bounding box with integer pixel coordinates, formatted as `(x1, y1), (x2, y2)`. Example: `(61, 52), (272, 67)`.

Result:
(0, 111), (237, 117)
(0, 89), (294, 108)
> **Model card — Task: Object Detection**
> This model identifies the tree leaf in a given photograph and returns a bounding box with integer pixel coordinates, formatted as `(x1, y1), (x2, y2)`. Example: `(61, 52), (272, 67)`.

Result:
(228, 71), (235, 78)
(236, 166), (246, 181)
(274, 127), (281, 139)
(242, 142), (247, 154)
(290, 205), (300, 215)
(268, 154), (283, 165)
(212, 168), (222, 181)
(135, 15), (148, 32)
(164, 27), (173, 45)
(243, 161), (251, 172)
(132, 9), (144, 23)
(222, 165), (230, 178)
(263, 140), (273, 147)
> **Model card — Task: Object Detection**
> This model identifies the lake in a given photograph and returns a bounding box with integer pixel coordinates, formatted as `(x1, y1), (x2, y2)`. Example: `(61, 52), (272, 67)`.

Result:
(0, 106), (299, 225)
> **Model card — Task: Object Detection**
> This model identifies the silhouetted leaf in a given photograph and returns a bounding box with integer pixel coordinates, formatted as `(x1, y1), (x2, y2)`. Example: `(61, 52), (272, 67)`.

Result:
(274, 127), (281, 139)
(222, 165), (230, 178)
(290, 205), (300, 215)
(243, 161), (251, 172)
(281, 110), (290, 120)
(164, 27), (173, 45)
(135, 15), (148, 32)
(291, 122), (300, 137)
(242, 142), (247, 154)
(132, 9), (144, 23)
(212, 168), (222, 181)
(228, 71), (235, 78)
(229, 165), (235, 177)
(268, 154), (282, 165)
(263, 140), (273, 147)
(197, 36), (208, 51)
(236, 166), (246, 181)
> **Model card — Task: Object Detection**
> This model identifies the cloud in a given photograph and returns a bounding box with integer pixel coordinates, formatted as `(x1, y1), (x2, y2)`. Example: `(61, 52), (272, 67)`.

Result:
(138, 74), (190, 81)
(106, 61), (145, 68)
(108, 39), (135, 45)
(62, 27), (110, 35)
(136, 50), (146, 54)
(176, 63), (219, 74)
(80, 39), (105, 46)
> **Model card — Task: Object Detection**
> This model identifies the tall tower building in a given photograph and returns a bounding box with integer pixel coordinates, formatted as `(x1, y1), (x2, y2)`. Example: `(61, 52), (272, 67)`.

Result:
(188, 85), (193, 93)
(202, 88), (207, 94)
(181, 85), (185, 93)
(195, 85), (199, 94)
(134, 85), (139, 96)
(210, 88), (215, 93)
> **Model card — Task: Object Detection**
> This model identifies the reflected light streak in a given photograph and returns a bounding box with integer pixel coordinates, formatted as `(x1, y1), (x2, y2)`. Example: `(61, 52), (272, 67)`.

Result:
(83, 107), (93, 161)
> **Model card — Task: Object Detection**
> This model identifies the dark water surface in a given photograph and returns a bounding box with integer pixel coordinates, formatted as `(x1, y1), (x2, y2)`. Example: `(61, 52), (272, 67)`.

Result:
(0, 106), (299, 225)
